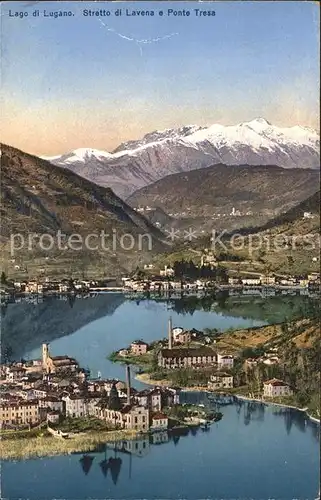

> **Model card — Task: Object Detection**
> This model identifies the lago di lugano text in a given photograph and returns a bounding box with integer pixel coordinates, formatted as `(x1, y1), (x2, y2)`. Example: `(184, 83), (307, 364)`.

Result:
(8, 8), (215, 19)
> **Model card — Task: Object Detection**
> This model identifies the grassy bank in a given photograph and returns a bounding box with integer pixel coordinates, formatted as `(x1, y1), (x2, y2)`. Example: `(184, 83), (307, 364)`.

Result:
(0, 429), (140, 461)
(108, 351), (154, 366)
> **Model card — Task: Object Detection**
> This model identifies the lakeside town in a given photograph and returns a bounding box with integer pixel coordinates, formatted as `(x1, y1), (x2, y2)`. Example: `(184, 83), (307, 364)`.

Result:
(0, 338), (226, 461)
(0, 260), (320, 300)
(3, 313), (320, 453)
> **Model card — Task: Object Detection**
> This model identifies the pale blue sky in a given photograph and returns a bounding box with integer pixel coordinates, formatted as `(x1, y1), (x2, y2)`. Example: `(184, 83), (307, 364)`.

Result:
(1, 1), (319, 154)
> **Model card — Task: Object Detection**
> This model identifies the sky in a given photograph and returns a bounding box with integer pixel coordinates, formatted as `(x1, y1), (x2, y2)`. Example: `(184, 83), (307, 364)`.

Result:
(1, 1), (320, 155)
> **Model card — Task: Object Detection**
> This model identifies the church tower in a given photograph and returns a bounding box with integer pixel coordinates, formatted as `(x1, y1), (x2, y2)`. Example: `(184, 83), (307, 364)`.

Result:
(42, 343), (50, 370)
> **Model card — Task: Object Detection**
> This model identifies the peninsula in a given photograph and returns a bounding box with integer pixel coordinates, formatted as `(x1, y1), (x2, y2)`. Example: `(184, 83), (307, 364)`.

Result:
(110, 317), (320, 419)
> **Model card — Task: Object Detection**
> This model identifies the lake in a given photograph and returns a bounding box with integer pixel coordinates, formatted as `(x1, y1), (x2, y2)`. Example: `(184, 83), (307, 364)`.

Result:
(1, 292), (320, 499)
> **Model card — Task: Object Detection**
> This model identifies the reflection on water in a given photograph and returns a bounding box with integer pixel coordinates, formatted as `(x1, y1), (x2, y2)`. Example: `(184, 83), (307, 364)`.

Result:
(1, 291), (318, 362)
(65, 400), (320, 493)
(2, 398), (319, 500)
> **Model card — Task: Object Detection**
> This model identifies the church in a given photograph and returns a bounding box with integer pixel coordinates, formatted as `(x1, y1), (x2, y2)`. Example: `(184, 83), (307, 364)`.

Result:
(42, 343), (79, 374)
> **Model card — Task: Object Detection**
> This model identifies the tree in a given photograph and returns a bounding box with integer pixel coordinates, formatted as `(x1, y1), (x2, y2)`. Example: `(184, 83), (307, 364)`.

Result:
(0, 271), (7, 285)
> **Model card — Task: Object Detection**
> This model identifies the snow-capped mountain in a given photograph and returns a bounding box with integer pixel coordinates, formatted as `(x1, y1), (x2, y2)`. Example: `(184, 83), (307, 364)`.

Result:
(44, 118), (320, 199)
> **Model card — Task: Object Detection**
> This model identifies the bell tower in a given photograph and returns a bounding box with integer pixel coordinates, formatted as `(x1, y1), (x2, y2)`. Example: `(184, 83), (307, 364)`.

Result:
(42, 343), (49, 370)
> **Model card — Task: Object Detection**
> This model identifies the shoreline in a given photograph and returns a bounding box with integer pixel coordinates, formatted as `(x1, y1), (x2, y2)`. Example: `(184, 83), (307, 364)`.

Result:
(0, 429), (141, 461)
(135, 373), (320, 424)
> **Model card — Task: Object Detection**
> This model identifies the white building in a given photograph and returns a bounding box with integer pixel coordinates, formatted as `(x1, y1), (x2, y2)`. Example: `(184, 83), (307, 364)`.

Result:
(172, 327), (184, 340)
(303, 212), (314, 219)
(62, 394), (101, 417)
(38, 396), (64, 413)
(263, 379), (293, 398)
(208, 373), (233, 390)
(143, 264), (155, 270)
(241, 278), (261, 286)
(159, 265), (175, 277)
(151, 412), (169, 430)
(228, 277), (240, 285)
(217, 353), (234, 369)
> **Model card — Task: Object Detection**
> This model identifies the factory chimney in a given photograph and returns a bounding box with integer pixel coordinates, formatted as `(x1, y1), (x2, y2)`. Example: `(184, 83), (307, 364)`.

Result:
(168, 316), (173, 350)
(126, 364), (131, 405)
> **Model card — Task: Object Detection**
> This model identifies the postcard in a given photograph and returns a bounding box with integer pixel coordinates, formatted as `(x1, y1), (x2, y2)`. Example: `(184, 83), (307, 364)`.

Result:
(0, 1), (320, 499)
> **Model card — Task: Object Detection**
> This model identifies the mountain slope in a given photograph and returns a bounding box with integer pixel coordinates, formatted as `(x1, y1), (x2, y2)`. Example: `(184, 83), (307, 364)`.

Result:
(236, 190), (320, 237)
(0, 144), (166, 273)
(127, 164), (320, 217)
(44, 119), (320, 199)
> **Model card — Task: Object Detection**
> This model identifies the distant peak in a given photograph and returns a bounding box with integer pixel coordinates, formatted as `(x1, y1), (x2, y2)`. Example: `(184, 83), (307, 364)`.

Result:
(246, 117), (272, 126)
(71, 148), (112, 158)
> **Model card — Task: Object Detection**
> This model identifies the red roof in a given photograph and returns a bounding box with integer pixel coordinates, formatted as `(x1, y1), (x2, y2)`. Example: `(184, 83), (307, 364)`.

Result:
(263, 378), (288, 387)
(152, 412), (167, 420)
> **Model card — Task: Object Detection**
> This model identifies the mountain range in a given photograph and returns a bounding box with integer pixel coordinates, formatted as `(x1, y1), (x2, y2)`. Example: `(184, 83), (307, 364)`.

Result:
(44, 118), (320, 199)
(127, 163), (320, 219)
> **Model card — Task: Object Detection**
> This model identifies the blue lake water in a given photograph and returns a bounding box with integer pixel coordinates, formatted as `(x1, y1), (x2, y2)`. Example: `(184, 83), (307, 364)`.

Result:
(1, 293), (320, 499)
(24, 297), (266, 385)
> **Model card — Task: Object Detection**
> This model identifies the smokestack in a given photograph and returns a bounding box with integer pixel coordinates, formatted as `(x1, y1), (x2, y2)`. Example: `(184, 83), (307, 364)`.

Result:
(168, 316), (173, 350)
(126, 365), (131, 405)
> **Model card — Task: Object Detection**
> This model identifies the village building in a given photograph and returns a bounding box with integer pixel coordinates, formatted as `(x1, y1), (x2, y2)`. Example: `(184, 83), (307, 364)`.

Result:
(208, 373), (234, 390)
(87, 379), (117, 394)
(24, 359), (43, 374)
(0, 399), (40, 427)
(174, 330), (192, 345)
(200, 250), (217, 268)
(158, 347), (217, 369)
(151, 412), (169, 430)
(134, 386), (179, 411)
(260, 275), (276, 285)
(99, 404), (149, 431)
(143, 264), (155, 270)
(46, 411), (61, 424)
(159, 265), (175, 277)
(135, 388), (162, 411)
(31, 385), (51, 399)
(279, 278), (297, 286)
(130, 340), (148, 356)
(308, 272), (320, 282)
(299, 278), (309, 287)
(25, 281), (43, 294)
(38, 396), (64, 413)
(228, 277), (241, 286)
(263, 379), (293, 398)
(241, 278), (261, 286)
(62, 393), (102, 418)
(172, 327), (184, 339)
(118, 349), (129, 357)
(5, 365), (27, 382)
(217, 353), (234, 369)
